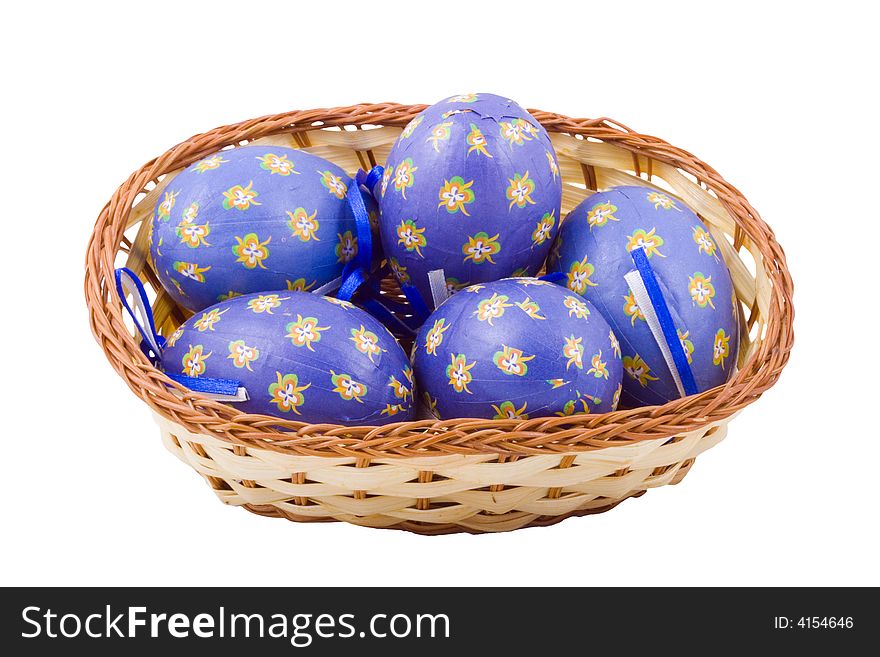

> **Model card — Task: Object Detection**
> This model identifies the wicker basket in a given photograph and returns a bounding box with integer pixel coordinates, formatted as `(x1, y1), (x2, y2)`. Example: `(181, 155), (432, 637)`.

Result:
(85, 103), (793, 534)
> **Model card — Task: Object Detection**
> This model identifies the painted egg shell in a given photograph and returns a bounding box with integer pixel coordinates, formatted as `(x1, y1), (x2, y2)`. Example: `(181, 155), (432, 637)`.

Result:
(547, 186), (740, 408)
(150, 145), (366, 312)
(161, 292), (416, 425)
(379, 93), (562, 308)
(412, 278), (623, 421)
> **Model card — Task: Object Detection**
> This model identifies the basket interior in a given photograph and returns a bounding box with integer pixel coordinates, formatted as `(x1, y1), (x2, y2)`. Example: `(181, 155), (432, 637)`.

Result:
(86, 104), (793, 455)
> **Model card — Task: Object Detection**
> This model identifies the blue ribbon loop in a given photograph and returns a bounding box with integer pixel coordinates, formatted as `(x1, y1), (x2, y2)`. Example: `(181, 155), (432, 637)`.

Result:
(629, 248), (699, 396)
(114, 267), (244, 398)
(336, 165), (431, 334)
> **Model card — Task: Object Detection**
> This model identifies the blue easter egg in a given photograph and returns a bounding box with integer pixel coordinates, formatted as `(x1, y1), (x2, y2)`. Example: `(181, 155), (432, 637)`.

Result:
(547, 186), (740, 407)
(379, 93), (562, 308)
(150, 145), (368, 312)
(161, 292), (415, 424)
(412, 278), (623, 420)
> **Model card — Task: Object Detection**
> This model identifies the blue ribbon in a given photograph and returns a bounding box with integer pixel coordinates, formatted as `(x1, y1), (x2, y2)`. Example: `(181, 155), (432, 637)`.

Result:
(337, 166), (381, 303)
(630, 248), (699, 396)
(335, 165), (431, 333)
(399, 283), (432, 322)
(539, 272), (567, 285)
(114, 267), (244, 397)
(347, 167), (376, 275)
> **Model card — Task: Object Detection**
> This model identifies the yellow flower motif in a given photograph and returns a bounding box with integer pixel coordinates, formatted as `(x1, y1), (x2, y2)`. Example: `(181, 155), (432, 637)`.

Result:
(194, 308), (227, 332)
(286, 278), (316, 292)
(609, 330), (621, 359)
(462, 232), (501, 265)
(626, 227), (666, 258)
(693, 225), (717, 257)
(564, 296), (591, 319)
(499, 118), (534, 146)
(612, 383), (622, 409)
(531, 210), (556, 245)
(157, 190), (178, 221)
(181, 201), (199, 223)
(397, 219), (427, 257)
(403, 365), (414, 385)
(232, 232), (271, 269)
(713, 328), (731, 369)
(287, 207), (320, 242)
(474, 293), (513, 325)
(519, 120), (540, 139)
(516, 297), (545, 320)
(547, 378), (567, 389)
(380, 167), (393, 197)
(587, 350), (609, 379)
(331, 371), (368, 403)
(380, 403), (407, 417)
(173, 261), (211, 283)
(218, 290), (242, 302)
(171, 279), (187, 296)
(426, 121), (453, 152)
(579, 396), (602, 414)
(493, 345), (534, 376)
(268, 371), (310, 415)
(678, 329), (695, 364)
(318, 170), (348, 200)
(445, 277), (465, 295)
(181, 344), (211, 377)
(466, 123), (492, 158)
(546, 151), (559, 179)
(350, 325), (383, 362)
(247, 293), (287, 314)
(587, 201), (620, 230)
(400, 114), (424, 139)
(688, 272), (716, 309)
(389, 257), (409, 284)
(465, 284), (485, 293)
(448, 93), (478, 102)
(227, 340), (259, 371)
(423, 391), (439, 416)
(193, 154), (227, 173)
(438, 176), (475, 215)
(166, 327), (183, 348)
(147, 221), (162, 258)
(623, 354), (659, 387)
(177, 220), (211, 248)
(518, 279), (552, 287)
(623, 290), (645, 325)
(566, 256), (598, 294)
(446, 353), (476, 393)
(506, 171), (536, 210)
(491, 400), (528, 420)
(555, 399), (579, 417)
(285, 315), (329, 352)
(647, 191), (678, 210)
(257, 152), (299, 176)
(387, 374), (411, 403)
(335, 231), (358, 264)
(222, 181), (261, 211)
(324, 296), (354, 309)
(563, 335), (584, 370)
(393, 158), (417, 199)
(424, 318), (449, 356)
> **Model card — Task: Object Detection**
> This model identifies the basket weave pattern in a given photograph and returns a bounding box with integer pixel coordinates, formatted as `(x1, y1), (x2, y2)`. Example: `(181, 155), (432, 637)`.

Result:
(85, 103), (793, 534)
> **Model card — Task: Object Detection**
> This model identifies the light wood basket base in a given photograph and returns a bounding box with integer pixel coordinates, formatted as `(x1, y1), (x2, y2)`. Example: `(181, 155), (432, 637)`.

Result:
(157, 413), (726, 534)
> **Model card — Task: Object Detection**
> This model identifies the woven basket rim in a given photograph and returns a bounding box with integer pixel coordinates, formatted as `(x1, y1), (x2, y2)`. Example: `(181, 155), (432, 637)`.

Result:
(84, 102), (794, 457)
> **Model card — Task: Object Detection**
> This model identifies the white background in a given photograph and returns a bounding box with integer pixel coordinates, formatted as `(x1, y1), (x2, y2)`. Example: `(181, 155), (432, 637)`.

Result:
(1, 1), (876, 587)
